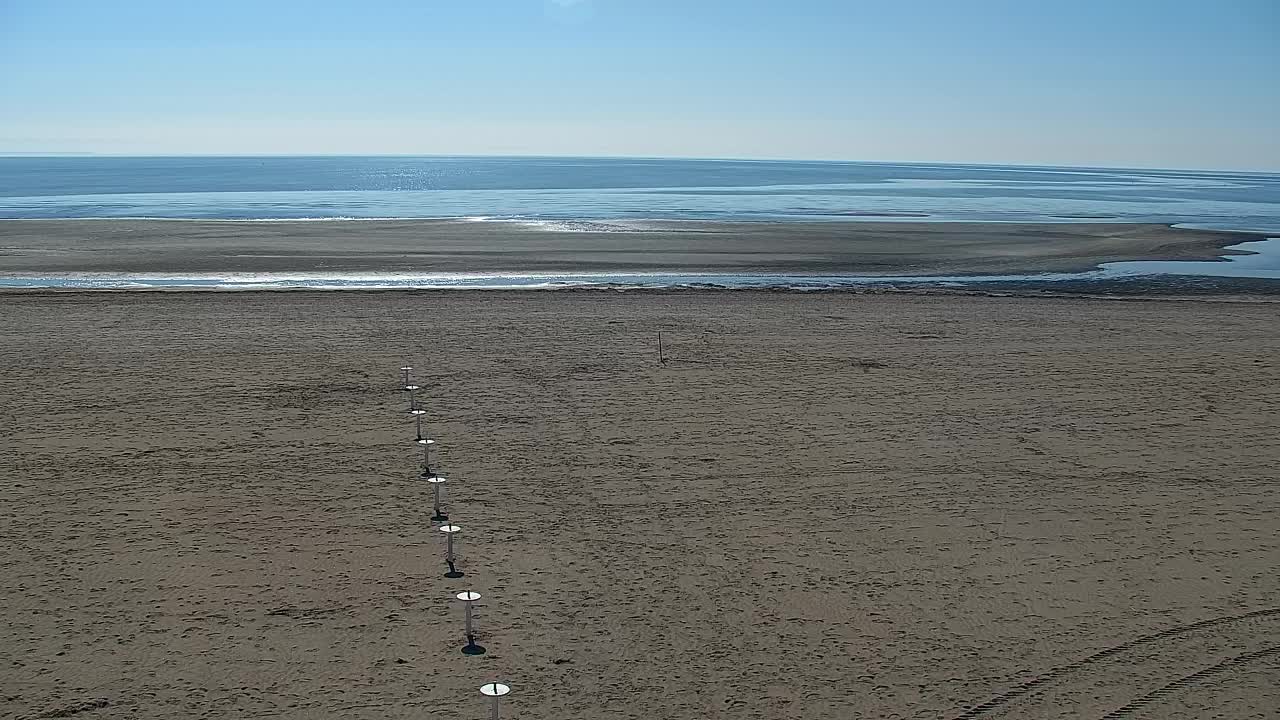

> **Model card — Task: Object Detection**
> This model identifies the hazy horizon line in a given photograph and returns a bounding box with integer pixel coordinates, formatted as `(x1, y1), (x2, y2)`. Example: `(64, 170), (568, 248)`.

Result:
(0, 151), (1277, 176)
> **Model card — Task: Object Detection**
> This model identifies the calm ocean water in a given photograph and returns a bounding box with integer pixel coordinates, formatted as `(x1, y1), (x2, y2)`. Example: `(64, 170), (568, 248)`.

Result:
(2, 155), (1279, 227)
(2, 156), (1278, 289)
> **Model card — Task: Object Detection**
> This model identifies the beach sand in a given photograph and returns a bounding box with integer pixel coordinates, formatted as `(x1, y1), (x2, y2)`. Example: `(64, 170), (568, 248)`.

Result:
(0, 219), (1264, 276)
(1, 290), (1278, 719)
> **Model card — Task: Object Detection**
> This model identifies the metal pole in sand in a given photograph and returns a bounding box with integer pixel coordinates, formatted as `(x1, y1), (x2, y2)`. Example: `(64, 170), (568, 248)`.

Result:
(480, 682), (510, 719)
(404, 384), (421, 429)
(456, 591), (484, 654)
(415, 435), (435, 475)
(401, 365), (418, 409)
(426, 475), (448, 521)
(440, 524), (462, 576)
(409, 383), (434, 473)
(404, 376), (434, 473)
(409, 406), (427, 442)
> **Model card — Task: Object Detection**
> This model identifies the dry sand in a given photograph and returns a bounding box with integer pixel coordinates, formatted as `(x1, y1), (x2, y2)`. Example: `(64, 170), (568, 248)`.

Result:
(1, 290), (1278, 719)
(0, 219), (1264, 276)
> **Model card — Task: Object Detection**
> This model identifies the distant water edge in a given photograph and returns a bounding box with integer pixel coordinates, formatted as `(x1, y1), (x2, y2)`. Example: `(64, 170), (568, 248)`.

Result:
(2, 155), (1279, 226)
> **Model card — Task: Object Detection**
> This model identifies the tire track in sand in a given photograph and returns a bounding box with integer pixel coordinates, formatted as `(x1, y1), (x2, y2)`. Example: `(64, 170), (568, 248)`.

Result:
(1098, 645), (1280, 719)
(951, 608), (1280, 719)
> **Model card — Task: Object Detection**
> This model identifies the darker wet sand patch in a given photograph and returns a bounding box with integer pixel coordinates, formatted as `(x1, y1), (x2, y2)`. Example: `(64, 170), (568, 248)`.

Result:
(0, 219), (1263, 277)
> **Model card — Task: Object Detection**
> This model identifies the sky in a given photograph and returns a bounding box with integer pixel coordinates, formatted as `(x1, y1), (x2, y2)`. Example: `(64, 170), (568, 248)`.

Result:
(1, 0), (1277, 170)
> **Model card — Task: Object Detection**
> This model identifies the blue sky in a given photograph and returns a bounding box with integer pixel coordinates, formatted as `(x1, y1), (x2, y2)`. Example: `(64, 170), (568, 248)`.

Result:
(1, 0), (1277, 169)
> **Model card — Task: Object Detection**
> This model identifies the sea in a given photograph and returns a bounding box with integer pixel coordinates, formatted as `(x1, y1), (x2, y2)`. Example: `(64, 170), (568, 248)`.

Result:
(2, 155), (1278, 289)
